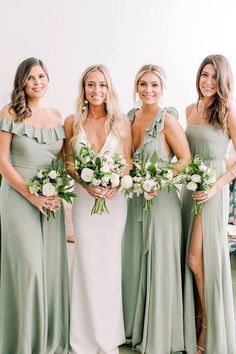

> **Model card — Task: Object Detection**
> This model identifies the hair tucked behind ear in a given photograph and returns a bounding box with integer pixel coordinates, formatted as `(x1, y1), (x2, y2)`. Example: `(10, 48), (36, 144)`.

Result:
(9, 57), (49, 122)
(196, 54), (234, 130)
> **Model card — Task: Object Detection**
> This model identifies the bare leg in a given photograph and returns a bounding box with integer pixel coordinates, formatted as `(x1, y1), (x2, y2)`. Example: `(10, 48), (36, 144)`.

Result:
(188, 214), (207, 352)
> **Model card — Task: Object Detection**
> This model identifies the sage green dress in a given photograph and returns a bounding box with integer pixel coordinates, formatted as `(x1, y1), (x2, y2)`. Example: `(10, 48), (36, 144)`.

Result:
(122, 108), (185, 354)
(0, 118), (69, 354)
(182, 124), (236, 354)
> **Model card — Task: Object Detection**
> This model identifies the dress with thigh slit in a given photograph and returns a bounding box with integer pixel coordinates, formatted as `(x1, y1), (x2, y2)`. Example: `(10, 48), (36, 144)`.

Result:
(182, 124), (236, 354)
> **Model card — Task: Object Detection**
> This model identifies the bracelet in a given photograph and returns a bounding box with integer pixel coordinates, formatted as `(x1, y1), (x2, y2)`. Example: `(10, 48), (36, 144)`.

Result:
(229, 169), (236, 179)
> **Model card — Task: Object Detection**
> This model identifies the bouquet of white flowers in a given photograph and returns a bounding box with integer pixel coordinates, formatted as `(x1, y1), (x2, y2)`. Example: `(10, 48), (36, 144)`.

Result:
(182, 154), (216, 214)
(121, 152), (178, 210)
(73, 143), (127, 215)
(26, 159), (76, 221)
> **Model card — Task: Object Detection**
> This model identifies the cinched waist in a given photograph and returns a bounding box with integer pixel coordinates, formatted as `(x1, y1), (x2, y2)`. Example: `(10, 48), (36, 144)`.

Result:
(12, 162), (51, 170)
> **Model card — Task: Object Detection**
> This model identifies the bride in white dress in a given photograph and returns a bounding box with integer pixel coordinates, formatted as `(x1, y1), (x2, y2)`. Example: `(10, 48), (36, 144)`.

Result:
(64, 64), (132, 354)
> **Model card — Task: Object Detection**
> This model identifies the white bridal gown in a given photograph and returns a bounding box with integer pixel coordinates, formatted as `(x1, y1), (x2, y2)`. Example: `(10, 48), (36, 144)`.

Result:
(69, 128), (127, 354)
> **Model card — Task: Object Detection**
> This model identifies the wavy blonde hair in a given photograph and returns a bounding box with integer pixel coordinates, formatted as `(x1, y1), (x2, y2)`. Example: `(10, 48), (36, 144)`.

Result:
(196, 54), (234, 130)
(134, 64), (167, 103)
(9, 57), (49, 122)
(72, 64), (126, 146)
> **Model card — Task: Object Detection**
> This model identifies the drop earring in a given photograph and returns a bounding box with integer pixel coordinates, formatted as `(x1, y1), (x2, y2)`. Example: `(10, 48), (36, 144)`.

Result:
(82, 99), (88, 111)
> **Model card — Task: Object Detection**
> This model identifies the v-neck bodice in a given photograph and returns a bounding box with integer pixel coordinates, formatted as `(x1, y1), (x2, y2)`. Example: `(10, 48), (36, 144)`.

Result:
(75, 126), (122, 155)
(128, 107), (178, 161)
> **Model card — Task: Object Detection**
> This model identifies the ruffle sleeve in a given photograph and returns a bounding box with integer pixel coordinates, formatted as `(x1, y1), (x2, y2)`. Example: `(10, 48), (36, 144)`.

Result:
(0, 118), (65, 144)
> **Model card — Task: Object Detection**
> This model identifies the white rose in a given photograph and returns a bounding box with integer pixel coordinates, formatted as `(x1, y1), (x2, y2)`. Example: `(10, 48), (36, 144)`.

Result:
(81, 168), (94, 183)
(37, 170), (44, 179)
(186, 181), (198, 191)
(191, 174), (201, 183)
(92, 178), (101, 186)
(42, 183), (56, 197)
(110, 173), (120, 187)
(48, 170), (57, 179)
(121, 175), (133, 189)
(143, 179), (156, 192)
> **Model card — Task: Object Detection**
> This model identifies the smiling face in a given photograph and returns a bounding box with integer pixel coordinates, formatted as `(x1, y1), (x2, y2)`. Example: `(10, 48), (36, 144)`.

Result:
(84, 70), (108, 106)
(24, 64), (48, 99)
(137, 71), (162, 105)
(199, 64), (217, 99)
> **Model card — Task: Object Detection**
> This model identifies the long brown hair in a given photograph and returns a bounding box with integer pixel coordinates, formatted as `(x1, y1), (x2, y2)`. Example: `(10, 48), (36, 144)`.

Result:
(196, 54), (233, 130)
(9, 57), (49, 122)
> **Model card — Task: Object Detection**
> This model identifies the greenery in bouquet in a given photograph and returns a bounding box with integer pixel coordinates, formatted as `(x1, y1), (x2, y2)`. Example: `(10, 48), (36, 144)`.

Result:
(26, 159), (76, 221)
(72, 143), (127, 215)
(121, 152), (179, 210)
(182, 154), (216, 214)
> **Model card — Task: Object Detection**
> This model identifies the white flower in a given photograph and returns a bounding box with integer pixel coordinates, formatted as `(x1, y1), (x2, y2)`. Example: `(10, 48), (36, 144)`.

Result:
(101, 176), (110, 186)
(199, 164), (208, 172)
(37, 170), (44, 179)
(143, 179), (156, 192)
(82, 156), (91, 164)
(81, 168), (94, 183)
(110, 173), (120, 187)
(104, 155), (114, 164)
(133, 183), (143, 196)
(191, 174), (201, 183)
(42, 183), (56, 197)
(100, 163), (111, 173)
(92, 178), (101, 186)
(133, 176), (142, 183)
(144, 191), (153, 200)
(145, 161), (151, 169)
(163, 169), (173, 180)
(186, 181), (198, 191)
(29, 185), (39, 195)
(48, 170), (57, 179)
(121, 175), (133, 189)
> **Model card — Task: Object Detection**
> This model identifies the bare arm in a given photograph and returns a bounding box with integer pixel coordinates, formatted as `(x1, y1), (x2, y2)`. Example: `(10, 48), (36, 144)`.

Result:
(193, 104), (236, 202)
(164, 113), (192, 171)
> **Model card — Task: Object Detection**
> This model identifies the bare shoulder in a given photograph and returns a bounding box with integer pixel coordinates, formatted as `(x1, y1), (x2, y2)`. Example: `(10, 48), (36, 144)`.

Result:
(185, 103), (195, 119)
(164, 112), (181, 129)
(64, 114), (75, 137)
(227, 102), (236, 128)
(64, 114), (74, 128)
(0, 104), (16, 119)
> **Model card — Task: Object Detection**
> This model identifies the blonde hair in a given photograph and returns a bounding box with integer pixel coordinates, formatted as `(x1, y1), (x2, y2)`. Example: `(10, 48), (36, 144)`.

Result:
(72, 64), (126, 146)
(134, 64), (166, 102)
(10, 57), (49, 122)
(196, 54), (234, 130)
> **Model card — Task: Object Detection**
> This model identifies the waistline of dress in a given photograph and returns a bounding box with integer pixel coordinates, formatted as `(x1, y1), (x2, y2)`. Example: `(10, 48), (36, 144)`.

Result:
(12, 162), (51, 170)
